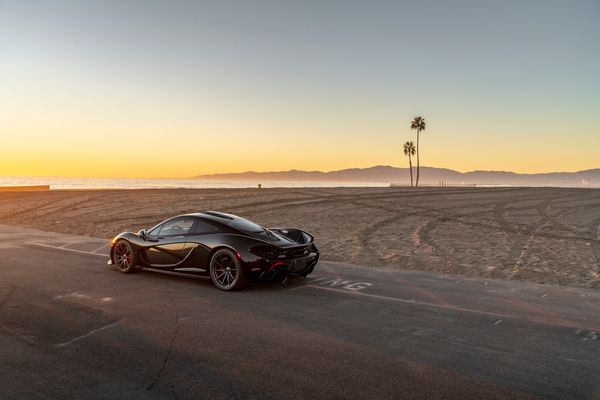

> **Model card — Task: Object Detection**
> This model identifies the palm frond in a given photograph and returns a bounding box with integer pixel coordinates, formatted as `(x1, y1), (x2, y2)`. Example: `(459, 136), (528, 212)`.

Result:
(410, 116), (426, 132)
(403, 141), (416, 156)
(410, 116), (426, 131)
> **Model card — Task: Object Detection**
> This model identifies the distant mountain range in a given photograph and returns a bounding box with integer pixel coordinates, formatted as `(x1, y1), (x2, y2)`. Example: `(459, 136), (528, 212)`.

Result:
(191, 166), (600, 187)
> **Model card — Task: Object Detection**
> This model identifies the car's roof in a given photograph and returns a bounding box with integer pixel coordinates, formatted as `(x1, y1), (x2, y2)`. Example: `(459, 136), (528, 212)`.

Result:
(178, 211), (290, 244)
(183, 211), (246, 224)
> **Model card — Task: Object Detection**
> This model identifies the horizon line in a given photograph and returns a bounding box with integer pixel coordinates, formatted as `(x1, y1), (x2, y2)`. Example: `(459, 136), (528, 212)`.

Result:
(2, 164), (600, 181)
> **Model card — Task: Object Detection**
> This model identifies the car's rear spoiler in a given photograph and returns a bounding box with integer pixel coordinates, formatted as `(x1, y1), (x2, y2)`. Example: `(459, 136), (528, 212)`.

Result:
(269, 228), (314, 244)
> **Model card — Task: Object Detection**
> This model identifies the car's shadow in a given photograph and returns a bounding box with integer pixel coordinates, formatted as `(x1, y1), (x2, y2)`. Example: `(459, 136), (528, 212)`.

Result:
(119, 265), (310, 293)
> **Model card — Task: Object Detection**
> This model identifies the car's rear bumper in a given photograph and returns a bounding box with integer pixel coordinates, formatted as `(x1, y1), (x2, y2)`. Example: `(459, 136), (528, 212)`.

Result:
(258, 252), (319, 280)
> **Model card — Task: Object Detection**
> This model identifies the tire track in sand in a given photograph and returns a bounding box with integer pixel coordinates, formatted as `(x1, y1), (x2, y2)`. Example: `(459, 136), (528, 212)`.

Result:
(494, 194), (581, 279)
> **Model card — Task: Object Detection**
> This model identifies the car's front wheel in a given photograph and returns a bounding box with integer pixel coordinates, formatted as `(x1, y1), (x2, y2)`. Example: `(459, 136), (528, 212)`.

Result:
(113, 240), (138, 273)
(209, 249), (246, 291)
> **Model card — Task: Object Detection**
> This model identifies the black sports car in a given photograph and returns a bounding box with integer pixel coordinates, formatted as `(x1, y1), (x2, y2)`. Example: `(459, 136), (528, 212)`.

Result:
(107, 211), (319, 290)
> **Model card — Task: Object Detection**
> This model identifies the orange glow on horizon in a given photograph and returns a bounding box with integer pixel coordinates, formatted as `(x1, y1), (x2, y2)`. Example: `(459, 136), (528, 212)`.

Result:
(1, 73), (598, 179)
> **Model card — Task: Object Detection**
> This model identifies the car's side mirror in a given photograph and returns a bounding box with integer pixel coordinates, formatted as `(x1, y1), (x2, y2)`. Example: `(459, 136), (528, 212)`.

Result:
(138, 229), (147, 238)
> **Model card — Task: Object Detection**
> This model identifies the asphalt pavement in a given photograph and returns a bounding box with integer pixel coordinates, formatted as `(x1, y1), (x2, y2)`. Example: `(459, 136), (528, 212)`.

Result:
(1, 224), (599, 399)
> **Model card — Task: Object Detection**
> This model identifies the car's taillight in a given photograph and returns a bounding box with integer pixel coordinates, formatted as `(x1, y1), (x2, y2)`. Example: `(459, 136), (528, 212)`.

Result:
(249, 244), (278, 259)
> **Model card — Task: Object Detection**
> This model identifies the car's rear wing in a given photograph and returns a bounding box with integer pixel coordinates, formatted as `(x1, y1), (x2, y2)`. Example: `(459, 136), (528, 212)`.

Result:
(269, 228), (314, 244)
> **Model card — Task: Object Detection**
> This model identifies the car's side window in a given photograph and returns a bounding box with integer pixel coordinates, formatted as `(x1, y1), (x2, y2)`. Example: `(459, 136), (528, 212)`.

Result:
(158, 218), (195, 237)
(192, 220), (219, 235)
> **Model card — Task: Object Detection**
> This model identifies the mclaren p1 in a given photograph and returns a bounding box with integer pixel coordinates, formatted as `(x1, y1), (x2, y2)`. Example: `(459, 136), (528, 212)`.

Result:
(107, 211), (319, 290)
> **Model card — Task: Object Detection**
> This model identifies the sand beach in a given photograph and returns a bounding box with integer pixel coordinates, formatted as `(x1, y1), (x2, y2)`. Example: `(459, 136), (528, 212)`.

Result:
(0, 186), (599, 289)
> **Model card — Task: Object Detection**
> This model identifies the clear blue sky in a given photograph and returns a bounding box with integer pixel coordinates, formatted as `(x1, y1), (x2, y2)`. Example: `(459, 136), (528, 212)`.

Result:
(1, 0), (598, 177)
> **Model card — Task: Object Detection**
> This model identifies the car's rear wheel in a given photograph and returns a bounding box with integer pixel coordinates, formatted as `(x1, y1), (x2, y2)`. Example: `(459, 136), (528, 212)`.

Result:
(209, 249), (246, 291)
(113, 240), (138, 273)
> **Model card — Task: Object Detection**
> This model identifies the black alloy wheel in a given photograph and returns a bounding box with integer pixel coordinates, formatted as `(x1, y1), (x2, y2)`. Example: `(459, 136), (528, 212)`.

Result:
(209, 249), (246, 290)
(113, 240), (137, 273)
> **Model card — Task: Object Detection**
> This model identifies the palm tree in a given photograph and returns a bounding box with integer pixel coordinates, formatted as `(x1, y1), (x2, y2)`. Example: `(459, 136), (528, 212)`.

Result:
(410, 116), (426, 187)
(403, 141), (416, 187)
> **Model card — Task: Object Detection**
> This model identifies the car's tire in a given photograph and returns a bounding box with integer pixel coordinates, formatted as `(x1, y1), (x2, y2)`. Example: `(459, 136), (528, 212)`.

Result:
(112, 240), (138, 273)
(209, 248), (247, 291)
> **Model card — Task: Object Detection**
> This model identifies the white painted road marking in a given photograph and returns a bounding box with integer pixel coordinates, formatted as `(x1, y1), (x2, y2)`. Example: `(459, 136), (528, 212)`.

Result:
(309, 277), (374, 291)
(581, 331), (598, 342)
(302, 284), (600, 332)
(59, 241), (80, 248)
(91, 244), (109, 253)
(26, 241), (109, 257)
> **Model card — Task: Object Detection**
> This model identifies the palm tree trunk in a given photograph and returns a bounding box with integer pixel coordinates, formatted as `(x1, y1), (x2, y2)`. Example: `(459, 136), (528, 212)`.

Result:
(416, 131), (420, 187)
(409, 156), (413, 187)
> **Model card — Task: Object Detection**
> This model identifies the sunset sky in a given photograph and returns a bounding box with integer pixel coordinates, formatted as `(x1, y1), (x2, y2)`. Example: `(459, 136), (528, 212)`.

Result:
(1, 1), (599, 178)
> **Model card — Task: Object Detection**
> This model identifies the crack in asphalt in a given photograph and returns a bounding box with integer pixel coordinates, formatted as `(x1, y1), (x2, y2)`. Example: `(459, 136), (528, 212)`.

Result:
(146, 286), (180, 391)
(54, 320), (121, 348)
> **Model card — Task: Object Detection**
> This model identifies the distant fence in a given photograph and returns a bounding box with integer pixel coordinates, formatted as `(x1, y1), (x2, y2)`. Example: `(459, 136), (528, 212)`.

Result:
(390, 183), (598, 188)
(0, 185), (50, 192)
(390, 182), (480, 188)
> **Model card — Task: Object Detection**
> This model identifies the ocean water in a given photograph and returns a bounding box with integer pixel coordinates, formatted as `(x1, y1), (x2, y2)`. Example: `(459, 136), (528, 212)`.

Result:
(0, 176), (386, 190)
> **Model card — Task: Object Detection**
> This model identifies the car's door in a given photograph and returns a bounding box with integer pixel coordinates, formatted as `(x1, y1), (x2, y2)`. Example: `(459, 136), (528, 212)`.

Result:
(177, 219), (219, 271)
(145, 217), (195, 267)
